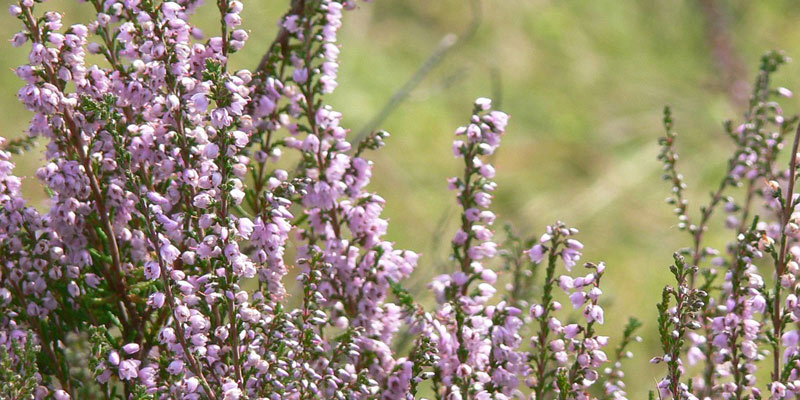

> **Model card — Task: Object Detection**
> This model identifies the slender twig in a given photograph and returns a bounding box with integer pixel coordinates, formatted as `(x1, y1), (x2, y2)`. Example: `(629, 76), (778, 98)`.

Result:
(772, 122), (800, 381)
(256, 0), (306, 74)
(352, 0), (482, 143)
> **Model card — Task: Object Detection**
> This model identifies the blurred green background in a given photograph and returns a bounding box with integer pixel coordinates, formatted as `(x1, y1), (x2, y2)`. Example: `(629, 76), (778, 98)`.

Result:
(5, 0), (800, 396)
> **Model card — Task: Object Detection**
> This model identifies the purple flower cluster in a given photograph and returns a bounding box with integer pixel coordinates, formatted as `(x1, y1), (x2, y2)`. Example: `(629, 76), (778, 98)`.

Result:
(525, 224), (616, 399)
(417, 100), (627, 399)
(424, 99), (528, 399)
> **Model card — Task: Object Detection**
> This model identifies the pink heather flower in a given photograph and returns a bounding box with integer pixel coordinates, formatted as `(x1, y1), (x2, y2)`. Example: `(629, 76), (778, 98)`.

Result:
(586, 304), (604, 324)
(566, 239), (584, 250)
(561, 247), (581, 270)
(465, 207), (481, 221)
(222, 379), (243, 399)
(224, 13), (242, 27)
(144, 261), (160, 280)
(54, 391), (70, 400)
(549, 339), (565, 352)
(85, 274), (101, 288)
(453, 140), (465, 156)
(570, 291), (587, 309)
(558, 275), (574, 290)
(564, 324), (580, 339)
(475, 97), (492, 110)
(192, 93), (209, 110)
(687, 346), (705, 365)
(474, 192), (492, 207)
(479, 164), (495, 178)
(11, 33), (26, 47)
(783, 330), (799, 348)
(162, 2), (182, 19)
(139, 367), (157, 388)
(160, 243), (180, 264)
(531, 304), (544, 318)
(238, 218), (254, 239)
(741, 340), (758, 359)
(453, 230), (468, 245)
(283, 15), (301, 33)
(595, 261), (606, 274)
(118, 359), (140, 381)
(477, 266), (498, 284)
(167, 360), (184, 375)
(122, 343), (140, 354)
(293, 68), (309, 84)
(108, 351), (120, 366)
(148, 292), (165, 308)
(772, 382), (787, 398)
(181, 251), (196, 265)
(184, 376), (200, 393)
(525, 244), (545, 263)
(657, 379), (671, 398)
(466, 124), (481, 142)
(175, 305), (190, 322)
(67, 281), (79, 297)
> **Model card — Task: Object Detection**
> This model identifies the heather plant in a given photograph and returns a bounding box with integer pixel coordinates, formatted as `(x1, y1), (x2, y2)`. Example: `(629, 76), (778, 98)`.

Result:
(0, 0), (639, 399)
(7, 0), (800, 399)
(652, 51), (800, 399)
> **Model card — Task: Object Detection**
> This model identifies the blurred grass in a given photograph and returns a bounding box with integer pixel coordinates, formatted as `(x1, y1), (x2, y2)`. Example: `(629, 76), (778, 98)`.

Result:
(4, 0), (800, 396)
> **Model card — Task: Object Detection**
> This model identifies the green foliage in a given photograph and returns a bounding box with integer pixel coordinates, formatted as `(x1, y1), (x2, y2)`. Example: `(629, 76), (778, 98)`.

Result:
(655, 253), (705, 397)
(0, 331), (41, 399)
(354, 130), (390, 157)
(2, 136), (37, 155)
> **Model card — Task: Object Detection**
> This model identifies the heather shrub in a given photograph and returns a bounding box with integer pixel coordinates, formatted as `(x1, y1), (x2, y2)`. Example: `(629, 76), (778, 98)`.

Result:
(652, 52), (800, 399)
(1, 0), (799, 400)
(0, 0), (636, 398)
